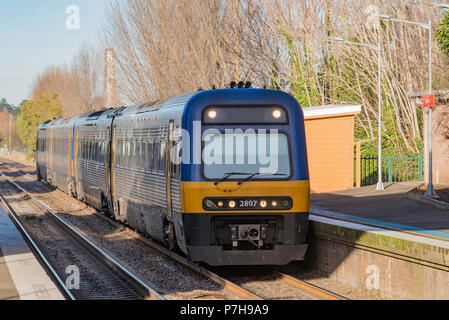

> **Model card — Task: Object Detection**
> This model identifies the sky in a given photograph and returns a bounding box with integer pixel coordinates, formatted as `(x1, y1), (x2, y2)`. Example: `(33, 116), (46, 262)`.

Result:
(0, 0), (113, 106)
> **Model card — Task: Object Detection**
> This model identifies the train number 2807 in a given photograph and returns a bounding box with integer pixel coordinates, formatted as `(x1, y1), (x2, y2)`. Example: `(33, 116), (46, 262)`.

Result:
(239, 200), (258, 207)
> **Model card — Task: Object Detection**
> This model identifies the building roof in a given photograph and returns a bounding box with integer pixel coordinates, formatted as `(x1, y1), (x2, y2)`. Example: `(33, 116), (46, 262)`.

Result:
(303, 104), (362, 119)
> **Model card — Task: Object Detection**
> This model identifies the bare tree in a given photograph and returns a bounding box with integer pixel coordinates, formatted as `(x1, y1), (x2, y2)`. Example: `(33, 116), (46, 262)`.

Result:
(31, 44), (103, 117)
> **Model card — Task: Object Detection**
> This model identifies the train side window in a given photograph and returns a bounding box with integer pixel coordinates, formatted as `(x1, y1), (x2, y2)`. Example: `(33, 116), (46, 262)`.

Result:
(131, 140), (136, 169)
(100, 141), (105, 163)
(147, 141), (153, 172)
(129, 140), (133, 168)
(133, 140), (139, 170)
(92, 141), (96, 162)
(90, 141), (97, 161)
(115, 140), (119, 167)
(128, 140), (132, 168)
(78, 138), (82, 159)
(136, 141), (141, 170)
(123, 140), (128, 168)
(88, 140), (92, 160)
(116, 140), (120, 167)
(91, 140), (95, 161)
(95, 141), (99, 163)
(142, 142), (147, 171)
(95, 141), (99, 162)
(153, 141), (159, 172)
(160, 141), (166, 174)
(97, 140), (101, 163)
(97, 141), (103, 163)
(172, 141), (181, 179)
(97, 141), (101, 163)
(82, 139), (86, 160)
(120, 140), (124, 167)
(116, 140), (121, 167)
(121, 140), (125, 167)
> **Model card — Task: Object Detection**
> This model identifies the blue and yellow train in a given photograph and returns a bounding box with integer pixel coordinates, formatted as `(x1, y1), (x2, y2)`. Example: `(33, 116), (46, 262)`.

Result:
(36, 88), (310, 265)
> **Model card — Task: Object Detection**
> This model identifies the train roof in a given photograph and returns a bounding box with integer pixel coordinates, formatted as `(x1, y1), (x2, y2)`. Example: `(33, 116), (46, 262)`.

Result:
(37, 88), (300, 130)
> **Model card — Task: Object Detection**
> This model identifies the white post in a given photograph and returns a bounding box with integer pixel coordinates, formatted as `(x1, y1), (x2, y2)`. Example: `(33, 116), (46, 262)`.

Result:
(376, 42), (384, 190)
(425, 19), (437, 197)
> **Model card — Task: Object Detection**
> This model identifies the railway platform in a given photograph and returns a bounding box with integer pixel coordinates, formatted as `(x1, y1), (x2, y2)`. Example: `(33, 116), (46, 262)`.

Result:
(310, 182), (449, 237)
(305, 182), (449, 299)
(0, 203), (63, 300)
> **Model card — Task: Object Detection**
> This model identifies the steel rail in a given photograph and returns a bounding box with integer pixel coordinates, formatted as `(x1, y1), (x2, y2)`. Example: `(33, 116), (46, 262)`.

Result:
(274, 271), (349, 300)
(0, 171), (164, 300)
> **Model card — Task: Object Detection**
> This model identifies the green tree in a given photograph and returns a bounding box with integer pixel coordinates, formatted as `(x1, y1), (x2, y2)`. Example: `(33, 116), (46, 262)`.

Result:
(436, 11), (449, 57)
(276, 22), (320, 107)
(16, 93), (62, 159)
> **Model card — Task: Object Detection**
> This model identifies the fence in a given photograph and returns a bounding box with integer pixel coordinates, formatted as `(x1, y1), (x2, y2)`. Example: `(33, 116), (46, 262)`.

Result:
(356, 154), (423, 187)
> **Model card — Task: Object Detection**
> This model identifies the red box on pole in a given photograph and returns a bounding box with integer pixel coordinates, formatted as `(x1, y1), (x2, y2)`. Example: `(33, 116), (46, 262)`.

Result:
(423, 94), (435, 108)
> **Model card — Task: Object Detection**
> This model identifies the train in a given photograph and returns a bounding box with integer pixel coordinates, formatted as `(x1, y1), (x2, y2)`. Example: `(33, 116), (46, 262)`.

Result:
(36, 88), (310, 265)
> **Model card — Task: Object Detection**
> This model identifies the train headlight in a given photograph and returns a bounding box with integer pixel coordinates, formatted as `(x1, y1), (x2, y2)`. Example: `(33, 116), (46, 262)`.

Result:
(271, 200), (278, 207)
(260, 200), (267, 208)
(208, 110), (217, 119)
(272, 109), (282, 119)
(228, 200), (236, 208)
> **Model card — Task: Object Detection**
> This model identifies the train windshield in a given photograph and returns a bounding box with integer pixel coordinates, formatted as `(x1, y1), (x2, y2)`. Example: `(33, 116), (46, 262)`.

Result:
(202, 131), (291, 180)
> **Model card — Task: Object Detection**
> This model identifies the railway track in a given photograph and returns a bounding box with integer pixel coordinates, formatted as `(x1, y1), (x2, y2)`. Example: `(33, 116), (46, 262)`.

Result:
(0, 157), (348, 300)
(0, 173), (163, 300)
(271, 271), (348, 300)
(0, 160), (260, 300)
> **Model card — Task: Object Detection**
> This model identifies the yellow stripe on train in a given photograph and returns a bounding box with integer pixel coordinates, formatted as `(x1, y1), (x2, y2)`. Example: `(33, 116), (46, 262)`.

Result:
(181, 180), (310, 213)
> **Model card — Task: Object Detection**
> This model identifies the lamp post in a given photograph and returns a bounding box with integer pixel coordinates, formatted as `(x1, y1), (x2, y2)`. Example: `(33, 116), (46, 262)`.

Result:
(376, 14), (436, 196)
(329, 37), (384, 190)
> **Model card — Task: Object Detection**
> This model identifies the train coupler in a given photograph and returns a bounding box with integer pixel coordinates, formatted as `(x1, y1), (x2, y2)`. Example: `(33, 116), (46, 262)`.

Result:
(230, 224), (267, 248)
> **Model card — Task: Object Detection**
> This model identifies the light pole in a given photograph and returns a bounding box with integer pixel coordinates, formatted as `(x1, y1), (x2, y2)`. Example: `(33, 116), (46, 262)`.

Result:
(376, 14), (436, 196)
(329, 37), (384, 190)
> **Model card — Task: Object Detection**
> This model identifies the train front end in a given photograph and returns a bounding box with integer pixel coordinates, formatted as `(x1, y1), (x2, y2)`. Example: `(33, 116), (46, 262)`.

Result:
(180, 89), (310, 265)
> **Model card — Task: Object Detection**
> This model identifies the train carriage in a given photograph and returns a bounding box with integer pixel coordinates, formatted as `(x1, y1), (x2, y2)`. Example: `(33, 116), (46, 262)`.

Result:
(36, 88), (310, 266)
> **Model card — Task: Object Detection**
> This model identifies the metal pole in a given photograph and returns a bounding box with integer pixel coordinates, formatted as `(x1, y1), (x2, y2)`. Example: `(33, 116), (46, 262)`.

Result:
(425, 18), (437, 197)
(376, 42), (384, 190)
